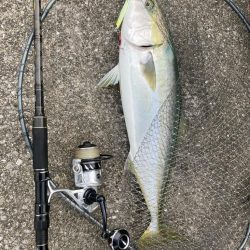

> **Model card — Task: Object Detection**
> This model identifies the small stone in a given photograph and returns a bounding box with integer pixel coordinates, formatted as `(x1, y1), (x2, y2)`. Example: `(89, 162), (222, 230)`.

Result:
(0, 215), (7, 221)
(16, 159), (23, 166)
(22, 205), (28, 210)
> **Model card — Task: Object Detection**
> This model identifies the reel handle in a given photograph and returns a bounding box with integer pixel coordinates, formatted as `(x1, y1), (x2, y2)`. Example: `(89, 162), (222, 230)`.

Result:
(84, 189), (108, 237)
(84, 189), (131, 249)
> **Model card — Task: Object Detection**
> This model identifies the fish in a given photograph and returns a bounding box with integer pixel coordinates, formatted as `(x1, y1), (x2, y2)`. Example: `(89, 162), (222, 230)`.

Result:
(98, 0), (180, 245)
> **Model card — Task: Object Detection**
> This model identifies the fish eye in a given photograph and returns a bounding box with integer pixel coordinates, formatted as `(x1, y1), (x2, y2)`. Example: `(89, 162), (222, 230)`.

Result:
(145, 0), (155, 10)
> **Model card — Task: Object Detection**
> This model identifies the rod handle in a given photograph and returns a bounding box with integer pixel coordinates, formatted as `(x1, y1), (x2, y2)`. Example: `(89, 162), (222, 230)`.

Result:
(33, 117), (48, 170)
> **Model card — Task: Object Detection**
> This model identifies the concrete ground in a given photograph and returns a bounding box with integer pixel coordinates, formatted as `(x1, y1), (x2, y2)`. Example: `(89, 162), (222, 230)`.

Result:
(0, 0), (249, 249)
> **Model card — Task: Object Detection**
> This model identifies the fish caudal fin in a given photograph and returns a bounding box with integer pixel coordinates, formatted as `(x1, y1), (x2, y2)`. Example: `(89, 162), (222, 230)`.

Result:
(138, 225), (182, 248)
(97, 64), (120, 88)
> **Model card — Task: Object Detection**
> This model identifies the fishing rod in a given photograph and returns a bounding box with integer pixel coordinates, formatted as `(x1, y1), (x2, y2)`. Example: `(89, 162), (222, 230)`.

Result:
(32, 0), (50, 248)
(21, 0), (132, 249)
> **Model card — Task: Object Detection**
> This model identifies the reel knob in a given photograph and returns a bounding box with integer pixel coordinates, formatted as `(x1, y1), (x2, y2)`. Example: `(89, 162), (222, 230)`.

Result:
(108, 229), (130, 250)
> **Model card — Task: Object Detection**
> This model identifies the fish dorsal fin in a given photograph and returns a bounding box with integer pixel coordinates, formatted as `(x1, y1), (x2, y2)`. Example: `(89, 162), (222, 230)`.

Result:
(116, 0), (131, 29)
(97, 64), (120, 88)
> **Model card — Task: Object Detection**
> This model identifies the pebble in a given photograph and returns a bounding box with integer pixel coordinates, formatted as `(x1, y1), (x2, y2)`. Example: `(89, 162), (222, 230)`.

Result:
(0, 216), (7, 221)
(16, 159), (23, 166)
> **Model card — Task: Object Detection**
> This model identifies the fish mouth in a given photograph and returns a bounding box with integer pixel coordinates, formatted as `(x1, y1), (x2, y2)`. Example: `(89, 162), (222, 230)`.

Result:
(139, 43), (163, 50)
(123, 36), (158, 50)
(140, 45), (154, 48)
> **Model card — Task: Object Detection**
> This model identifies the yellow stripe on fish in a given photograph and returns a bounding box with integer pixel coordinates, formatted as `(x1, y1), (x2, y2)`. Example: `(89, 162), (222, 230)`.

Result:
(116, 0), (131, 29)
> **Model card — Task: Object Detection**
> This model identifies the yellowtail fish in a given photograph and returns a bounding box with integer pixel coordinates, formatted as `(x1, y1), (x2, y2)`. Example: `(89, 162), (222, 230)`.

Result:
(98, 0), (180, 244)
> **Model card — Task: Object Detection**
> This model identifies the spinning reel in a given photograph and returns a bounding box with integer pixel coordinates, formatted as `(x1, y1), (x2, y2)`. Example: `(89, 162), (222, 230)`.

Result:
(47, 141), (131, 250)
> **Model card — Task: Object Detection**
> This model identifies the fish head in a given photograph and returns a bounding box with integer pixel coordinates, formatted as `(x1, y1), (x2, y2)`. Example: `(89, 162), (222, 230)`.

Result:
(121, 0), (167, 48)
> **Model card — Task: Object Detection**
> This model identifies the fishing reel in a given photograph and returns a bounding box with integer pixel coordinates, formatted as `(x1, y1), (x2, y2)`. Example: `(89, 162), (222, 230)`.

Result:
(48, 141), (131, 250)
(72, 141), (110, 213)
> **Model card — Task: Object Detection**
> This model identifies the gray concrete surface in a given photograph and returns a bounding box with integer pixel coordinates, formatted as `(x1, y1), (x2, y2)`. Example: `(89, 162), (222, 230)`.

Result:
(0, 0), (249, 249)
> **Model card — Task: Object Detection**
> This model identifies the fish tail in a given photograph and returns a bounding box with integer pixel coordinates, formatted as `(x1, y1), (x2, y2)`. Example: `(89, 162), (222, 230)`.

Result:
(138, 225), (182, 248)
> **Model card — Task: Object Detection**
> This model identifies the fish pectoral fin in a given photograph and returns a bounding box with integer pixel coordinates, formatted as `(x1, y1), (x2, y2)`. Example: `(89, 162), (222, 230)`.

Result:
(140, 52), (156, 91)
(97, 64), (120, 88)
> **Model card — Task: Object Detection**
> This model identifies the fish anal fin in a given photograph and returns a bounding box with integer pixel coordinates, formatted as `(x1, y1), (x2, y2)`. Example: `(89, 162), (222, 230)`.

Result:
(97, 64), (120, 88)
(124, 156), (136, 174)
